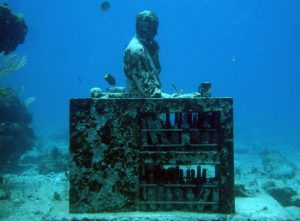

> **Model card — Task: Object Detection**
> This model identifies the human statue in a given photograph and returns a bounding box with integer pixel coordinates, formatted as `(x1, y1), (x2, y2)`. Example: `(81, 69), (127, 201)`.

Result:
(123, 11), (162, 98)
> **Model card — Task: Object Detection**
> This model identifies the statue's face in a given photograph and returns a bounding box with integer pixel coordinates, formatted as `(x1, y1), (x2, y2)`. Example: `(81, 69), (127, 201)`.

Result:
(136, 11), (159, 40)
(138, 19), (158, 40)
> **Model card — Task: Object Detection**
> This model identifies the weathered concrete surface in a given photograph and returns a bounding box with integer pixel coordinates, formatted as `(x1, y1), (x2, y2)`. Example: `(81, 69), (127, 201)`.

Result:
(69, 98), (234, 213)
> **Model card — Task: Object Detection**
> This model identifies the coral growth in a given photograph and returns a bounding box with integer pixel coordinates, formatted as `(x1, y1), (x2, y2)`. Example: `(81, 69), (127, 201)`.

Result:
(261, 150), (297, 179)
(0, 3), (28, 54)
(0, 53), (27, 76)
(0, 86), (34, 171)
(37, 147), (68, 174)
(20, 146), (68, 174)
(0, 175), (10, 200)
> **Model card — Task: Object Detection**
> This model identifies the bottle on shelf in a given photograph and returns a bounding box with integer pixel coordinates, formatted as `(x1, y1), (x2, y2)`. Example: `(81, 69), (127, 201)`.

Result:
(164, 169), (173, 211)
(196, 165), (202, 183)
(165, 112), (172, 128)
(186, 169), (191, 184)
(172, 112), (182, 145)
(190, 169), (196, 184)
(186, 168), (195, 210)
(182, 113), (191, 145)
(173, 166), (184, 207)
(202, 168), (207, 182)
(147, 172), (157, 210)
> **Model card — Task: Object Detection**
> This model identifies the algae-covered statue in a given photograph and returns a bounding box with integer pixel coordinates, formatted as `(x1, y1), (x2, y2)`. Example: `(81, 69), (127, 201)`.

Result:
(123, 11), (162, 98)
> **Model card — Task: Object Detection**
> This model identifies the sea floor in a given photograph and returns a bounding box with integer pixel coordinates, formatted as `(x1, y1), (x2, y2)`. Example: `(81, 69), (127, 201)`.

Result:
(0, 136), (300, 221)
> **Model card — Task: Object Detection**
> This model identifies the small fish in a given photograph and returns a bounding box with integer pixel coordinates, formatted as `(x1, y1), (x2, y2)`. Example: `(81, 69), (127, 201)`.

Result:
(24, 96), (35, 107)
(104, 73), (116, 85)
(100, 1), (110, 12)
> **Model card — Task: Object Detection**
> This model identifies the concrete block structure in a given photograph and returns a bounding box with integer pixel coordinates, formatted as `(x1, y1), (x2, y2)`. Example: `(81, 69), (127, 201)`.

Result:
(69, 96), (234, 213)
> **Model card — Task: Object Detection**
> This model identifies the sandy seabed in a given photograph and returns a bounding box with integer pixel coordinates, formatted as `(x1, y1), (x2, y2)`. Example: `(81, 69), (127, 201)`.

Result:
(0, 142), (300, 221)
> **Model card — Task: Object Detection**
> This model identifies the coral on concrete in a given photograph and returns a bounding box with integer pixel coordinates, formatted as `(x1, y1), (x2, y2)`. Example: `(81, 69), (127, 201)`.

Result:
(0, 86), (34, 171)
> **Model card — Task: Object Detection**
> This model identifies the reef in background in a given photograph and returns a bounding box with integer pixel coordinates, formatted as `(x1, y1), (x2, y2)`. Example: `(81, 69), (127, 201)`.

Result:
(0, 3), (28, 55)
(0, 86), (35, 171)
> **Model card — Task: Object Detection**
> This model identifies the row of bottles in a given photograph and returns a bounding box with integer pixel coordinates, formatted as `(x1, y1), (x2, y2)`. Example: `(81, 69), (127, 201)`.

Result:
(162, 112), (220, 130)
(139, 165), (220, 211)
(139, 184), (217, 210)
(140, 165), (219, 185)
(142, 130), (219, 146)
(141, 112), (220, 146)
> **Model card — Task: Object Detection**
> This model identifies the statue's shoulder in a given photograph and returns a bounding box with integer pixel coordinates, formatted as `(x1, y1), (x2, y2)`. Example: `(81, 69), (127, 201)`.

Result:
(125, 37), (145, 55)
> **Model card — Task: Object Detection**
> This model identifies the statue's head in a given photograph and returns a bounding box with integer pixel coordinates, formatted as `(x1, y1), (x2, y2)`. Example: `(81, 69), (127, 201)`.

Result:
(136, 11), (158, 40)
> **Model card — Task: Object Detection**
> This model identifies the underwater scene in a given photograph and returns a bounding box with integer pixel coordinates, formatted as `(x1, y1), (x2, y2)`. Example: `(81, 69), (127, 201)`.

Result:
(0, 0), (300, 220)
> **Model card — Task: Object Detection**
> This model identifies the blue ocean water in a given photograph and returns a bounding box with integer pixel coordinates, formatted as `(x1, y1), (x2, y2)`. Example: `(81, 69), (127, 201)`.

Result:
(2, 0), (300, 150)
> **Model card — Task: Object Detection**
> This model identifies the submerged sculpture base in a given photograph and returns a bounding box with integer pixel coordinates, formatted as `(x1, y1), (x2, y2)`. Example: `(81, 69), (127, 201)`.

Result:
(69, 97), (234, 213)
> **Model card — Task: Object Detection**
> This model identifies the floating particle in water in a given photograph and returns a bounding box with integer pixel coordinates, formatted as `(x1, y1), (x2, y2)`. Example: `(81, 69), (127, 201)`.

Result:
(231, 55), (236, 63)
